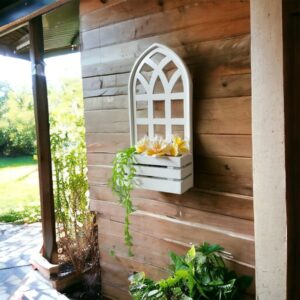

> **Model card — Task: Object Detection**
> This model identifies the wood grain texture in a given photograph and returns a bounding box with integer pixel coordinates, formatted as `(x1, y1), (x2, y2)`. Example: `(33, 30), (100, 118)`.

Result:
(80, 0), (250, 33)
(195, 172), (253, 196)
(82, 69), (251, 99)
(97, 231), (256, 295)
(91, 198), (254, 236)
(84, 96), (251, 135)
(97, 213), (254, 263)
(195, 96), (251, 135)
(87, 155), (252, 188)
(80, 0), (126, 16)
(85, 132), (252, 157)
(89, 185), (254, 221)
(195, 134), (252, 158)
(81, 34), (250, 77)
(80, 0), (254, 298)
(87, 162), (253, 196)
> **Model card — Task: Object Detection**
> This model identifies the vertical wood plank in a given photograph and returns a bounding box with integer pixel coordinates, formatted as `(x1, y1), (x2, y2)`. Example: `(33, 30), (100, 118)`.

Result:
(251, 0), (287, 298)
(29, 16), (57, 263)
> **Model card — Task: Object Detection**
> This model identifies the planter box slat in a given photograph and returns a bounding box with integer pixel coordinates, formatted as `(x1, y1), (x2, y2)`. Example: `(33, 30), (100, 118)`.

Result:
(134, 153), (192, 167)
(135, 163), (192, 180)
(136, 174), (193, 194)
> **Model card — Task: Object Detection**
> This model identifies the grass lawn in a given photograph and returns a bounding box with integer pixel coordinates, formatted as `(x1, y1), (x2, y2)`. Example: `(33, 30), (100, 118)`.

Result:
(0, 156), (40, 214)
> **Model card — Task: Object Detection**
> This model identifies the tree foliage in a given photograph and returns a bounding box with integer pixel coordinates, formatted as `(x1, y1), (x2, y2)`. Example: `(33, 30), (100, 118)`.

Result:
(0, 78), (83, 156)
(0, 84), (35, 156)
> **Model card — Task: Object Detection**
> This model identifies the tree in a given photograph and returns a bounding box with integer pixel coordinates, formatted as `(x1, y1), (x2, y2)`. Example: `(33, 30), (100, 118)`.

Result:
(0, 86), (35, 156)
(0, 78), (84, 156)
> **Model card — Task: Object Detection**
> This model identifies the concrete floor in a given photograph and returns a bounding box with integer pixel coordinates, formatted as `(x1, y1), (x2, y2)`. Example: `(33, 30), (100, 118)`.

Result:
(0, 223), (42, 299)
(0, 223), (70, 299)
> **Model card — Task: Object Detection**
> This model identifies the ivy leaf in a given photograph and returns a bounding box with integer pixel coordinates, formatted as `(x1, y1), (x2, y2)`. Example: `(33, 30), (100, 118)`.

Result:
(109, 147), (136, 255)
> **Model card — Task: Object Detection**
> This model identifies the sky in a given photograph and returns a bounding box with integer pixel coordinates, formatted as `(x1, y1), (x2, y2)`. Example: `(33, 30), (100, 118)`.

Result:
(0, 52), (82, 89)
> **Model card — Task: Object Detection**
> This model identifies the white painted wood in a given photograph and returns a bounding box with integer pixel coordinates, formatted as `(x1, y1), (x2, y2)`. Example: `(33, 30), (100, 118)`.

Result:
(135, 163), (193, 180)
(129, 43), (192, 145)
(136, 175), (193, 194)
(129, 44), (193, 194)
(251, 0), (287, 298)
(136, 118), (185, 125)
(133, 153), (192, 168)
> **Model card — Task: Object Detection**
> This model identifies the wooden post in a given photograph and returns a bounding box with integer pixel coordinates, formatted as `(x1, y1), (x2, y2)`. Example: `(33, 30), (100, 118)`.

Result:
(251, 0), (287, 298)
(283, 3), (300, 299)
(29, 16), (57, 263)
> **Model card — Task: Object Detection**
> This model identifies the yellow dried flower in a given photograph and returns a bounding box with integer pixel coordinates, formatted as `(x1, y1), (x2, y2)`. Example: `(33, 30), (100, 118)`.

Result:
(146, 136), (169, 156)
(168, 143), (179, 157)
(171, 136), (189, 156)
(135, 136), (149, 154)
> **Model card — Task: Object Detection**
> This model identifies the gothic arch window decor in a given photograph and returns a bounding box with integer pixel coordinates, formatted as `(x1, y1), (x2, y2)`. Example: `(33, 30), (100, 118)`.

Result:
(128, 43), (193, 194)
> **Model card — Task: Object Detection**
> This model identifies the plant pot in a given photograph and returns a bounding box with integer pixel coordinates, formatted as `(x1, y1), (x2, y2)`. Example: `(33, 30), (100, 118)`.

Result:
(134, 153), (193, 194)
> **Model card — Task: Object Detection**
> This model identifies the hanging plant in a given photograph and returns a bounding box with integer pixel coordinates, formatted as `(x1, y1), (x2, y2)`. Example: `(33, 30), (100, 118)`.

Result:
(109, 146), (136, 256)
(109, 136), (190, 255)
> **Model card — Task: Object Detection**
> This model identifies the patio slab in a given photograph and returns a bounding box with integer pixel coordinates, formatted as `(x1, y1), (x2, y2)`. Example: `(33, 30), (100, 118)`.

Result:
(0, 223), (42, 269)
(10, 269), (69, 300)
(0, 223), (42, 299)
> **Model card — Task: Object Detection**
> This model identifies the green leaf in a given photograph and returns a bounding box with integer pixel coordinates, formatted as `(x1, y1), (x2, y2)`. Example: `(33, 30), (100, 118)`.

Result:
(198, 242), (224, 255)
(129, 242), (252, 300)
(109, 147), (136, 255)
(129, 272), (145, 284)
(185, 245), (196, 264)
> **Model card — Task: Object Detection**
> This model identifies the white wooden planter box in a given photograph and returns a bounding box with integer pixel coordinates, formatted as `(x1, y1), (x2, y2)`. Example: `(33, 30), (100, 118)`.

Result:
(133, 154), (193, 194)
(129, 43), (194, 194)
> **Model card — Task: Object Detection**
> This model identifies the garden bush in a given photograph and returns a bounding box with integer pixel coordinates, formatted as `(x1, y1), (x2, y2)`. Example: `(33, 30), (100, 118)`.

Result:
(51, 119), (100, 275)
(0, 205), (40, 224)
(129, 243), (252, 300)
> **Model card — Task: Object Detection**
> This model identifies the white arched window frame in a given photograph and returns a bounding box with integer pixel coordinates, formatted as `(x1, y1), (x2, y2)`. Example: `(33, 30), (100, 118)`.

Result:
(129, 43), (192, 146)
(128, 43), (193, 194)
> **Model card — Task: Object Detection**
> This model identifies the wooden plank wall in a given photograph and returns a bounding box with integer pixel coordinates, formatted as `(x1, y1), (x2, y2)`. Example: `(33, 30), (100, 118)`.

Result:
(79, 0), (254, 299)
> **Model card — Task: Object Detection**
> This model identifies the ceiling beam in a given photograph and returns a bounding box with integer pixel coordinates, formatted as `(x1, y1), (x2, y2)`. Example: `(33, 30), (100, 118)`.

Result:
(0, 41), (29, 60)
(14, 32), (29, 51)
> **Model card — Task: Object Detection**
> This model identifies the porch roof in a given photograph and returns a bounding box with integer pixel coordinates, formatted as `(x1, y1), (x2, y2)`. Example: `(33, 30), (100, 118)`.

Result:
(0, 0), (79, 60)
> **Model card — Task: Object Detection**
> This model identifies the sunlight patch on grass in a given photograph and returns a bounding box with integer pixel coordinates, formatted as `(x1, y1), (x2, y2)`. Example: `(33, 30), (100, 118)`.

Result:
(0, 156), (40, 214)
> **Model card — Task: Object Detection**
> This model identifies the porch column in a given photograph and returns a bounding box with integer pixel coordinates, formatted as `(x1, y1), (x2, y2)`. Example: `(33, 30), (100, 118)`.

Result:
(251, 0), (287, 299)
(29, 16), (57, 263)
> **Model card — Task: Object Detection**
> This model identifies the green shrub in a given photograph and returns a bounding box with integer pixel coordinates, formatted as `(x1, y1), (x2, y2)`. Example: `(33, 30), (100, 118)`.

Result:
(0, 205), (40, 224)
(51, 123), (99, 274)
(129, 243), (252, 300)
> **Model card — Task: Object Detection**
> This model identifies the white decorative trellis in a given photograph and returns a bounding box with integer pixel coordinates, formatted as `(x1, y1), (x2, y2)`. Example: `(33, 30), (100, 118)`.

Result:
(128, 43), (193, 194)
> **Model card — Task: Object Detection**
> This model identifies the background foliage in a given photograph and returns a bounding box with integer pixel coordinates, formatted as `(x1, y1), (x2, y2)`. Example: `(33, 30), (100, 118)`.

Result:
(0, 78), (83, 156)
(0, 82), (35, 156)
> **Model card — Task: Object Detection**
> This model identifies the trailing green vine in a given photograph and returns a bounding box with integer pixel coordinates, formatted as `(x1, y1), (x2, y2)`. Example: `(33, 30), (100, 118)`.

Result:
(109, 146), (136, 256)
